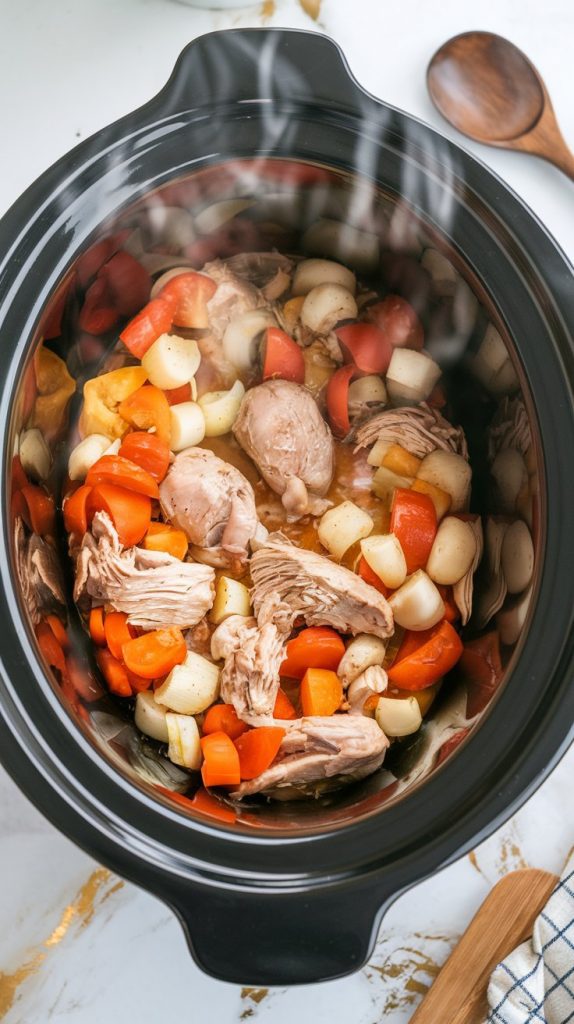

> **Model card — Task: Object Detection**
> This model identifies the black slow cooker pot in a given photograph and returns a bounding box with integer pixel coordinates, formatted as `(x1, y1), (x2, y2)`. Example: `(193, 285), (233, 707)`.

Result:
(0, 28), (573, 986)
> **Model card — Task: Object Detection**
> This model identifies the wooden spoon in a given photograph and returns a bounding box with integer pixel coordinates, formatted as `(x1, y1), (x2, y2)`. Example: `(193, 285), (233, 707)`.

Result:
(427, 31), (574, 180)
(410, 868), (559, 1024)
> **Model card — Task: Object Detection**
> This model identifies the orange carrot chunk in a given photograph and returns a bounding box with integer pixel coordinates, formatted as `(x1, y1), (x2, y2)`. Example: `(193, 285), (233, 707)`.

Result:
(63, 484), (92, 537)
(86, 454), (159, 499)
(390, 488), (437, 574)
(234, 726), (286, 780)
(96, 648), (132, 697)
(387, 620), (463, 690)
(89, 607), (106, 646)
(104, 611), (133, 661)
(201, 731), (241, 787)
(202, 703), (249, 741)
(141, 523), (188, 561)
(300, 668), (343, 717)
(272, 688), (297, 720)
(280, 626), (345, 679)
(118, 432), (170, 482)
(121, 627), (187, 680)
(86, 483), (151, 547)
(118, 384), (171, 446)
(20, 485), (55, 536)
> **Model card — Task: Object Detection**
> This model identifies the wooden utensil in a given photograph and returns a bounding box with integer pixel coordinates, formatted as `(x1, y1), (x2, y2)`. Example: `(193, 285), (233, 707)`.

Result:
(427, 31), (574, 181)
(410, 868), (559, 1024)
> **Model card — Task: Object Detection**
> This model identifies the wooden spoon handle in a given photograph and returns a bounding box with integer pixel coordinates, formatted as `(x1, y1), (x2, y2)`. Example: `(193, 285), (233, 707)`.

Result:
(410, 868), (559, 1024)
(512, 123), (574, 180)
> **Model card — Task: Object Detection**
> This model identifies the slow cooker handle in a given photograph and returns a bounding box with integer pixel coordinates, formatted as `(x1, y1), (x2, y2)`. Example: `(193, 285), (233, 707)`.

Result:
(170, 877), (391, 985)
(161, 28), (376, 117)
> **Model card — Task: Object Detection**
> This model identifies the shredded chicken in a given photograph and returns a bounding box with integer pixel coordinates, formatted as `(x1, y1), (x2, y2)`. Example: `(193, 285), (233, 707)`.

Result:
(355, 403), (468, 460)
(251, 533), (394, 639)
(231, 715), (389, 798)
(15, 518), (66, 625)
(159, 447), (260, 572)
(216, 614), (285, 725)
(233, 380), (335, 518)
(74, 513), (215, 630)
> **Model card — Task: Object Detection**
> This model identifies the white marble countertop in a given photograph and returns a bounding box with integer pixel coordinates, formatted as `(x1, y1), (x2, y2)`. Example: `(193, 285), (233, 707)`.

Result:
(0, 1), (573, 1020)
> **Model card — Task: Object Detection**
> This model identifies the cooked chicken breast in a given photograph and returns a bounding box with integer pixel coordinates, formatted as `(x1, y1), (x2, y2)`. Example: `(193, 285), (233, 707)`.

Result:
(250, 533), (394, 639)
(217, 615), (285, 725)
(203, 258), (262, 339)
(159, 447), (261, 572)
(233, 380), (335, 518)
(231, 715), (389, 798)
(74, 512), (215, 630)
(355, 402), (468, 460)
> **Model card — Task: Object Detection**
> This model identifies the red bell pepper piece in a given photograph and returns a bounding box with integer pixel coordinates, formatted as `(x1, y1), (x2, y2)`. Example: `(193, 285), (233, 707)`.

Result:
(119, 296), (176, 359)
(159, 271), (216, 329)
(367, 295), (424, 350)
(78, 276), (118, 335)
(326, 364), (357, 437)
(357, 556), (391, 597)
(261, 327), (305, 384)
(99, 250), (151, 317)
(336, 323), (393, 374)
(459, 631), (503, 718)
(390, 488), (437, 574)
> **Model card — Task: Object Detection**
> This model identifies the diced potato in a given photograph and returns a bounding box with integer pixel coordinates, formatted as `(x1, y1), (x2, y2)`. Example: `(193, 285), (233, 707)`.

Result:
(198, 380), (245, 437)
(360, 534), (407, 589)
(19, 428), (52, 481)
(338, 634), (388, 686)
(386, 349), (442, 405)
(141, 333), (201, 391)
(134, 691), (169, 743)
(468, 324), (507, 389)
(376, 695), (422, 737)
(166, 712), (202, 770)
(411, 478), (451, 520)
(348, 375), (387, 408)
(67, 433), (110, 482)
(318, 501), (374, 560)
(292, 259), (356, 296)
(367, 439), (391, 468)
(372, 465), (413, 504)
(426, 517), (477, 585)
(155, 651), (220, 716)
(301, 284), (358, 334)
(382, 444), (422, 478)
(388, 570), (445, 630)
(210, 576), (252, 625)
(417, 450), (472, 513)
(491, 449), (527, 513)
(79, 366), (148, 440)
(169, 401), (206, 451)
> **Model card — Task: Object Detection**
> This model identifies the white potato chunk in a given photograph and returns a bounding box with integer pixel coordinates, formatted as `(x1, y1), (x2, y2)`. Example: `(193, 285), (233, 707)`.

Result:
(169, 402), (206, 451)
(67, 433), (110, 482)
(292, 259), (356, 296)
(222, 310), (276, 371)
(501, 520), (534, 594)
(141, 333), (201, 391)
(166, 713), (202, 770)
(198, 380), (245, 437)
(468, 324), (507, 390)
(318, 501), (373, 560)
(367, 439), (391, 468)
(19, 428), (52, 481)
(491, 449), (528, 513)
(388, 570), (445, 630)
(386, 348), (442, 405)
(376, 696), (422, 737)
(134, 691), (169, 743)
(210, 576), (252, 625)
(426, 517), (477, 585)
(361, 534), (407, 589)
(338, 634), (388, 687)
(417, 450), (472, 513)
(155, 651), (220, 716)
(301, 283), (358, 334)
(348, 375), (387, 408)
(371, 465), (413, 503)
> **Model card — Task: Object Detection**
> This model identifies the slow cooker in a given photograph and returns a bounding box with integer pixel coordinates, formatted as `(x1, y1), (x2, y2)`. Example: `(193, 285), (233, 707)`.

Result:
(0, 28), (573, 985)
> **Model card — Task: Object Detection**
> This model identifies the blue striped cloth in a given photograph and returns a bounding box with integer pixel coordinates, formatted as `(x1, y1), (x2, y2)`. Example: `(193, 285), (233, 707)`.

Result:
(486, 851), (574, 1023)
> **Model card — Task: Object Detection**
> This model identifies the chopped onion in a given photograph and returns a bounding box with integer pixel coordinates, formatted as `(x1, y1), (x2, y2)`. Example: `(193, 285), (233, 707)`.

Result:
(155, 652), (220, 716)
(385, 348), (442, 405)
(292, 259), (356, 296)
(222, 310), (276, 371)
(388, 570), (445, 630)
(361, 534), (407, 589)
(426, 517), (477, 586)
(19, 428), (51, 482)
(318, 501), (373, 560)
(338, 634), (388, 686)
(301, 283), (358, 334)
(166, 713), (202, 770)
(417, 450), (472, 513)
(169, 402), (206, 451)
(198, 380), (245, 437)
(68, 433), (110, 482)
(134, 691), (169, 743)
(194, 198), (255, 235)
(376, 696), (422, 737)
(210, 575), (252, 625)
(501, 520), (534, 594)
(142, 334), (201, 391)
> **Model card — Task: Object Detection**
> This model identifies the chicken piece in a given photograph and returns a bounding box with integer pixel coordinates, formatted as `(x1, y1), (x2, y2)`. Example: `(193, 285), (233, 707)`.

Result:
(231, 715), (389, 798)
(355, 403), (468, 460)
(251, 533), (394, 639)
(159, 447), (261, 572)
(217, 616), (285, 725)
(222, 251), (292, 292)
(203, 258), (262, 339)
(74, 512), (215, 630)
(15, 518), (66, 625)
(233, 380), (335, 518)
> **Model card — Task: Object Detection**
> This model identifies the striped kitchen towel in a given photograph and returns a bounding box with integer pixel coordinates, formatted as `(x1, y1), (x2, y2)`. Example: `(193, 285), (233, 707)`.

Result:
(486, 850), (574, 1023)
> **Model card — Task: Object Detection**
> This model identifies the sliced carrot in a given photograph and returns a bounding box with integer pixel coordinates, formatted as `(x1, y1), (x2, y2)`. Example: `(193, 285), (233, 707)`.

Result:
(86, 483), (151, 547)
(89, 607), (106, 646)
(273, 688), (297, 720)
(358, 556), (391, 597)
(63, 484), (92, 537)
(234, 726), (286, 780)
(86, 454), (159, 499)
(202, 703), (249, 740)
(300, 668), (343, 717)
(119, 295), (176, 359)
(46, 614), (69, 651)
(280, 626), (345, 679)
(126, 669), (153, 693)
(201, 731), (241, 787)
(20, 485), (55, 536)
(186, 787), (237, 824)
(104, 611), (133, 661)
(382, 444), (422, 479)
(12, 454), (29, 493)
(121, 627), (187, 680)
(141, 523), (188, 561)
(118, 432), (170, 482)
(437, 585), (460, 624)
(164, 382), (192, 406)
(387, 620), (463, 690)
(118, 384), (171, 446)
(96, 648), (132, 697)
(160, 271), (216, 330)
(36, 621), (67, 677)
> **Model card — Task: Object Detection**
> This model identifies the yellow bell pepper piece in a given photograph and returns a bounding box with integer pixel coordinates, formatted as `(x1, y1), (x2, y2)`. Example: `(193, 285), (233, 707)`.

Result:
(31, 345), (75, 440)
(79, 365), (148, 440)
